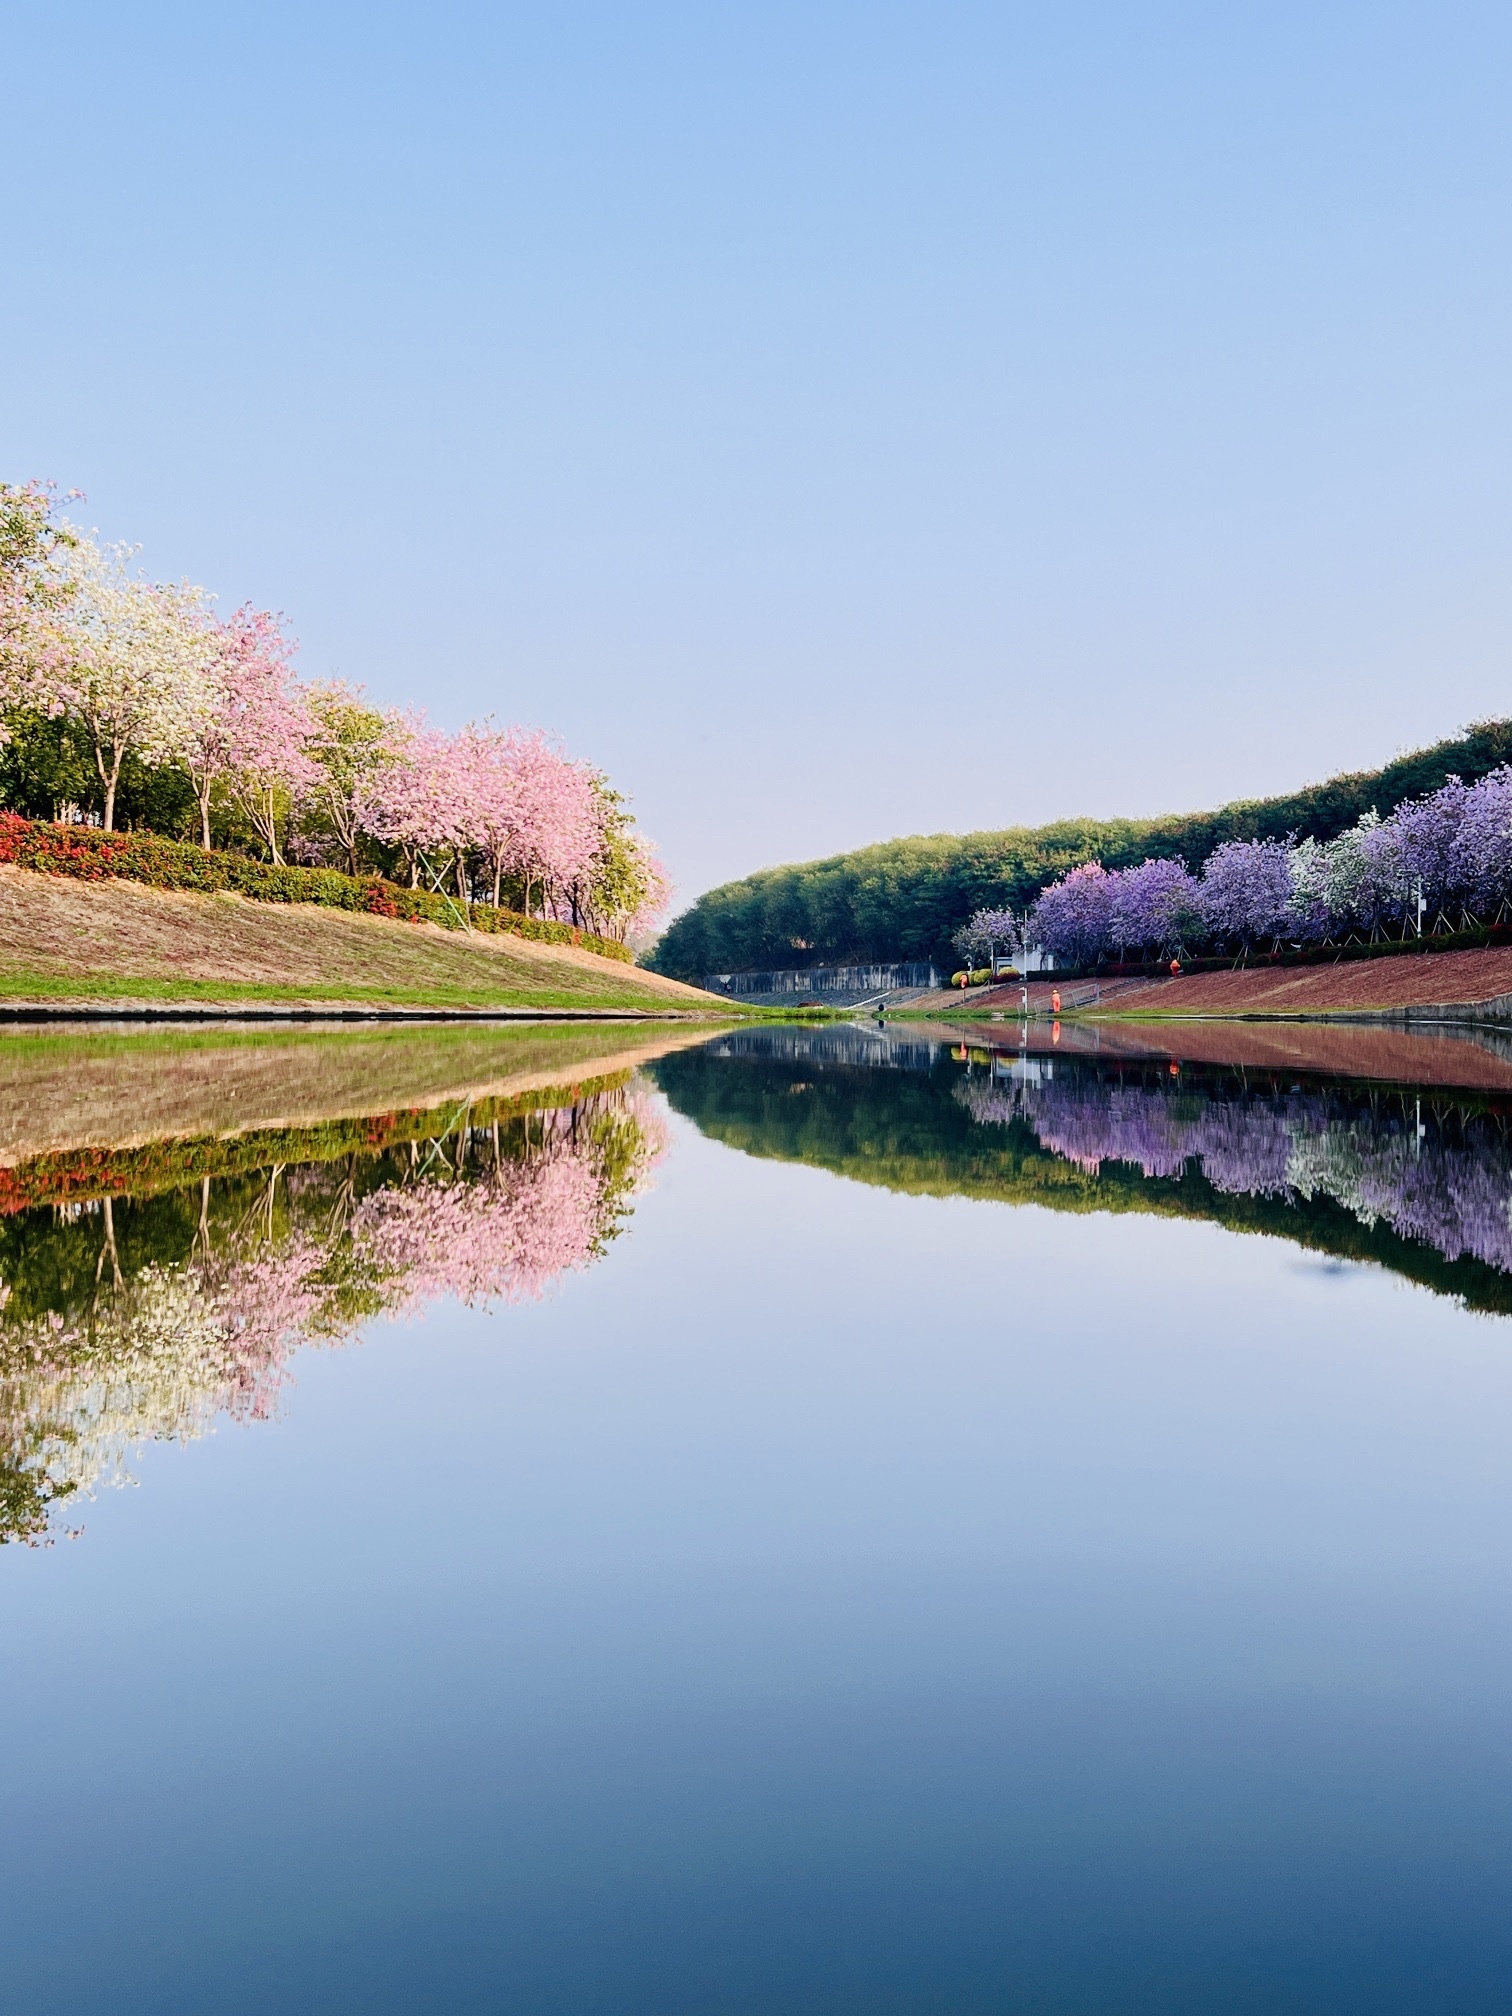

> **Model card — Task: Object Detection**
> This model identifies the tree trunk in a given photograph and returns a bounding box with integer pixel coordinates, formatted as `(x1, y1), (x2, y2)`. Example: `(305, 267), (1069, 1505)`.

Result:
(198, 785), (213, 851)
(266, 786), (282, 866)
(96, 1196), (123, 1291)
(95, 741), (122, 832)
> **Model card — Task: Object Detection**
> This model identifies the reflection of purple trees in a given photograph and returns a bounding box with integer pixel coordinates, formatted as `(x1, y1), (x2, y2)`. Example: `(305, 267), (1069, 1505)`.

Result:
(958, 1068), (1512, 1275)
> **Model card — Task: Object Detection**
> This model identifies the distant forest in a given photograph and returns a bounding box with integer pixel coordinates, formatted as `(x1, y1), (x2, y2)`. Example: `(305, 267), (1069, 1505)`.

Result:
(648, 720), (1512, 979)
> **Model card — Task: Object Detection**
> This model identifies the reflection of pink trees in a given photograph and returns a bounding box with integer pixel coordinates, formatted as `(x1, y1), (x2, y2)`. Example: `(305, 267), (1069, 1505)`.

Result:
(351, 1140), (603, 1312)
(208, 1232), (332, 1419)
(0, 1085), (667, 1538)
(354, 1092), (667, 1314)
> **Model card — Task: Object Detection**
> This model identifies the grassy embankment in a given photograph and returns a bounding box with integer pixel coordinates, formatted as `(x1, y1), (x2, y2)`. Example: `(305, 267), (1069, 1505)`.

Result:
(0, 866), (728, 1014)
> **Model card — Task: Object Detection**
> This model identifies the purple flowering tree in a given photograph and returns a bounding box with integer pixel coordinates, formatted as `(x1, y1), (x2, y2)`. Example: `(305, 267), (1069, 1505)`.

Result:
(1198, 839), (1296, 951)
(1029, 862), (1113, 968)
(1370, 777), (1469, 924)
(1448, 768), (1512, 917)
(1014, 766), (1512, 960)
(1108, 858), (1202, 958)
(952, 906), (1023, 970)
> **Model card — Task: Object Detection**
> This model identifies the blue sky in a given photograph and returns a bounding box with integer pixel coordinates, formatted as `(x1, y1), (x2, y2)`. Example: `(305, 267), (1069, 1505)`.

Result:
(5, 3), (1511, 904)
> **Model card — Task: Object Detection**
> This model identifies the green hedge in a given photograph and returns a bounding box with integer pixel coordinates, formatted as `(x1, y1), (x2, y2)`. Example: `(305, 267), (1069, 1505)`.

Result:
(0, 814), (634, 964)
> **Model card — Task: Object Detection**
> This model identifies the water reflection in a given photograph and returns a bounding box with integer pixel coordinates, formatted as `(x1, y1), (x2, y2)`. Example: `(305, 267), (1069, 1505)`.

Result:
(0, 1078), (665, 1543)
(651, 1022), (1512, 1314)
(13, 1015), (1512, 1548)
(7, 1019), (1512, 2006)
(959, 1066), (1512, 1274)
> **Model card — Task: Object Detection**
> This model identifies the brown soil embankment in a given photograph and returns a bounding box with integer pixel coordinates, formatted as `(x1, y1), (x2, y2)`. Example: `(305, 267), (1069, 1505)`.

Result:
(923, 946), (1512, 1024)
(1093, 948), (1512, 1019)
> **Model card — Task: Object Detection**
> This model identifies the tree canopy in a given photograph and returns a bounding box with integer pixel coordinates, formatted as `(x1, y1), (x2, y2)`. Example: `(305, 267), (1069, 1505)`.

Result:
(647, 721), (1512, 979)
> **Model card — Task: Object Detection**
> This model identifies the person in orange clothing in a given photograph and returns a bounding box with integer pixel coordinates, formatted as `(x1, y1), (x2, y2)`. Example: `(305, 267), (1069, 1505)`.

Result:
(1051, 987), (1061, 1016)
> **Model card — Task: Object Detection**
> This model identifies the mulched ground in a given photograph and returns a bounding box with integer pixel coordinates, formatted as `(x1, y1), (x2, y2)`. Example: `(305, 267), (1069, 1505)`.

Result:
(1091, 946), (1512, 1015)
(926, 945), (1512, 1020)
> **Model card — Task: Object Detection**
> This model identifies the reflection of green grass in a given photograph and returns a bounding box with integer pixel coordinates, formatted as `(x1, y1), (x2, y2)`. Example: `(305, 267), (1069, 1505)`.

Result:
(0, 1019), (719, 1159)
(0, 1021), (585, 1063)
(0, 1018), (706, 1067)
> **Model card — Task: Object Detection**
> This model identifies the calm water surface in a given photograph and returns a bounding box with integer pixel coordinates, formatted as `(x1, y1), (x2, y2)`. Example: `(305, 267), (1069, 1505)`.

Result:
(3, 1020), (1511, 2012)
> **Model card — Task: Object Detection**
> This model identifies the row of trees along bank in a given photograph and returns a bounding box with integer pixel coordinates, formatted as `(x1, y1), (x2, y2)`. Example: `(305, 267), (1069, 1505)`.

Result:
(996, 763), (1512, 971)
(0, 483), (670, 944)
(647, 720), (1512, 980)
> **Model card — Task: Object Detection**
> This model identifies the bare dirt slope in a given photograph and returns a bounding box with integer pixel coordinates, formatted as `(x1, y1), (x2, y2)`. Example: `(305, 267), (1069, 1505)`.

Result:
(1084, 948), (1512, 1018)
(0, 867), (717, 1012)
(926, 948), (1512, 1022)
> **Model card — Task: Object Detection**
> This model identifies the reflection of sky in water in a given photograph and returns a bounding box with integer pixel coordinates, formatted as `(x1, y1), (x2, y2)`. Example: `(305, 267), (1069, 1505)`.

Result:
(2, 1033), (1512, 2012)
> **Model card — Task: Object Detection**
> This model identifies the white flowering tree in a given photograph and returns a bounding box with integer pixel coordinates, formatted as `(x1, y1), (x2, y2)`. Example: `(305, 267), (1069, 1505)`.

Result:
(0, 482), (77, 692)
(32, 536), (212, 830)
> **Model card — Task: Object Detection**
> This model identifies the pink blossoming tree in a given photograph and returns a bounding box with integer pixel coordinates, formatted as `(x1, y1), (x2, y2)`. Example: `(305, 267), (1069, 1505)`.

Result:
(215, 607), (319, 863)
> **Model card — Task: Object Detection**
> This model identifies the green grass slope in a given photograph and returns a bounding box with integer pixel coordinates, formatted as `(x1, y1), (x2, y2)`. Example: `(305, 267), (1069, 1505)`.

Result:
(0, 866), (722, 1015)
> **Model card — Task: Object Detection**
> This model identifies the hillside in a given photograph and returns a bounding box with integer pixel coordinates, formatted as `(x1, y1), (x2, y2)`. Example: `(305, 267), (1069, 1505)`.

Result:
(0, 867), (721, 1015)
(649, 719), (1512, 980)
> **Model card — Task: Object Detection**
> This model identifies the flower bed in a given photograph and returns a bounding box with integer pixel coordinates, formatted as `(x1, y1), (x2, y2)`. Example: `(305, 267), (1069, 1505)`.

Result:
(0, 814), (634, 963)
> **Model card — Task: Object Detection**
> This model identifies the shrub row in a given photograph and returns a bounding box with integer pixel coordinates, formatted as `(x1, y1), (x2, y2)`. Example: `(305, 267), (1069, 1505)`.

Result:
(0, 814), (634, 963)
